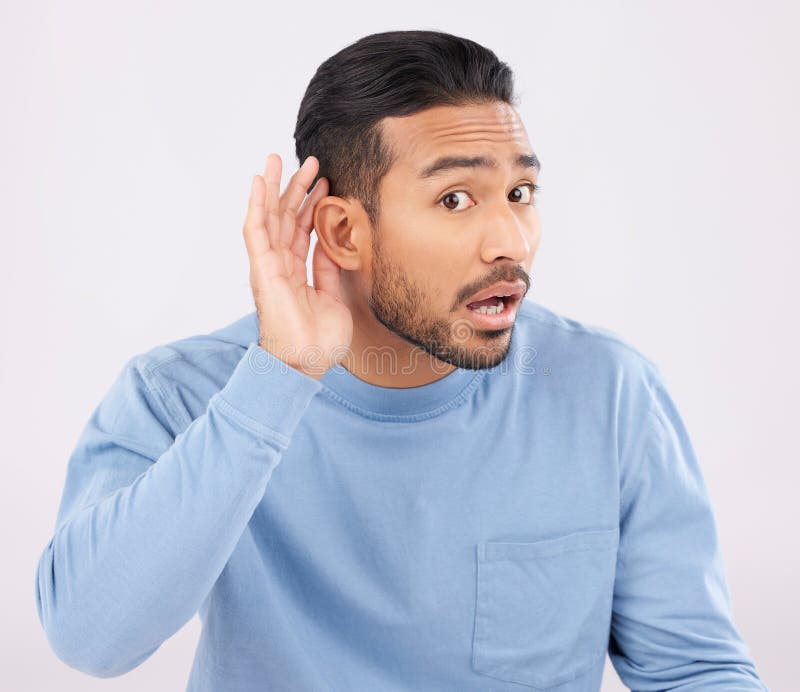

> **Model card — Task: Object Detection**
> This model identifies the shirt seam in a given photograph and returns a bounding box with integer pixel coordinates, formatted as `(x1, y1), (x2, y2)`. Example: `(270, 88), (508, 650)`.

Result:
(136, 354), (187, 438)
(618, 392), (662, 560)
(316, 369), (487, 422)
(141, 346), (250, 433)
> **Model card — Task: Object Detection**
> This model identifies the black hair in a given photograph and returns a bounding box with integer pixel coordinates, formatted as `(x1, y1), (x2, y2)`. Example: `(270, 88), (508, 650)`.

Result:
(293, 29), (518, 229)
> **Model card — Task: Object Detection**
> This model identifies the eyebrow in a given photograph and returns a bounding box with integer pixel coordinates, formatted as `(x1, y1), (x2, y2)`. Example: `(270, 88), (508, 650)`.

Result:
(418, 152), (541, 179)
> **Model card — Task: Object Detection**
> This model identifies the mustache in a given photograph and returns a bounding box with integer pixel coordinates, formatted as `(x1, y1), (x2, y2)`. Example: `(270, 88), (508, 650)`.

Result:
(459, 267), (531, 304)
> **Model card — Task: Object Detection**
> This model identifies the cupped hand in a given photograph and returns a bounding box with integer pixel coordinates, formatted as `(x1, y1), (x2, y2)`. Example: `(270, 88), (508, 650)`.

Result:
(243, 154), (353, 380)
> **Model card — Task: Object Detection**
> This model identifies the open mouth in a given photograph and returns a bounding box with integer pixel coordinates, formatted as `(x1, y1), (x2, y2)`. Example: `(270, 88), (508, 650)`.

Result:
(465, 291), (523, 315)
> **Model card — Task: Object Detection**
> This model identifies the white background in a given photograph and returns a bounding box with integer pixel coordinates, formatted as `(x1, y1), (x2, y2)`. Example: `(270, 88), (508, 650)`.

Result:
(2, 1), (796, 689)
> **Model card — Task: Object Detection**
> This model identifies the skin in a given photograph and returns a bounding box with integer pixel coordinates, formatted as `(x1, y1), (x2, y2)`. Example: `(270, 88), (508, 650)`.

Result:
(313, 101), (542, 387)
(243, 100), (542, 388)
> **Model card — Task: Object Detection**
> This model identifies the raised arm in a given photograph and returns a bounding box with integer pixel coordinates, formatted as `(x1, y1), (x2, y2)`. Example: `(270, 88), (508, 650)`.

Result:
(34, 340), (323, 677)
(34, 152), (352, 678)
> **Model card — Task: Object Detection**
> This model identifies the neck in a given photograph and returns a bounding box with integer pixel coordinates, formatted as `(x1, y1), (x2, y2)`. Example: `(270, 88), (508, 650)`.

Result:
(338, 282), (457, 389)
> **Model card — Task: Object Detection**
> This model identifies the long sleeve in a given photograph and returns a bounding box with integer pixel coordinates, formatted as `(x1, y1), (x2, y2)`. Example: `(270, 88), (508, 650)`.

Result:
(34, 341), (322, 678)
(608, 364), (767, 689)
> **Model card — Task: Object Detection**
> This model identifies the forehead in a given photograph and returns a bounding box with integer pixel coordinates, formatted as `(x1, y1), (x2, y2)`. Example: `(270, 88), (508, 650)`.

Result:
(380, 101), (532, 175)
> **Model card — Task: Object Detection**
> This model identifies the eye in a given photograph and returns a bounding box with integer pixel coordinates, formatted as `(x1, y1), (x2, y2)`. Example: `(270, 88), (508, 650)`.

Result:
(436, 183), (541, 212)
(437, 190), (473, 212)
(510, 182), (541, 204)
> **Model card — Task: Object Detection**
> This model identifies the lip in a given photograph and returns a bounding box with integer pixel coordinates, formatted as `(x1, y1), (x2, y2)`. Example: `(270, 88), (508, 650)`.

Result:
(463, 292), (522, 330)
(465, 280), (527, 306)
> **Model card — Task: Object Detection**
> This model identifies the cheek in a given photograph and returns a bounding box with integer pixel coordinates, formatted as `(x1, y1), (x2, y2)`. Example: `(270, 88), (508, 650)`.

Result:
(380, 206), (476, 305)
(402, 214), (468, 267)
(524, 216), (542, 256)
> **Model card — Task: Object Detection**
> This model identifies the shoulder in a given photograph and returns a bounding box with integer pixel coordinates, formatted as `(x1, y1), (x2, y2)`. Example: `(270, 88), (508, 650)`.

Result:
(120, 311), (259, 429)
(511, 299), (669, 451)
(512, 298), (662, 388)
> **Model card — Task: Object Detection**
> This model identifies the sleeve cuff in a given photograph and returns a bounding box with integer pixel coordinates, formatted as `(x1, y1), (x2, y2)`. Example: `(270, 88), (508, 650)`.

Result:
(211, 341), (323, 443)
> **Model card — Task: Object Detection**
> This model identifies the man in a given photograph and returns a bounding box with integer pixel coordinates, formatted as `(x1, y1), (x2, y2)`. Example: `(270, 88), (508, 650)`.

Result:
(35, 29), (767, 691)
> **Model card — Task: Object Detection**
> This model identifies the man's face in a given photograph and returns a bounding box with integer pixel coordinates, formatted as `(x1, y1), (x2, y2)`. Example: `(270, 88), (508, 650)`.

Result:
(366, 100), (541, 371)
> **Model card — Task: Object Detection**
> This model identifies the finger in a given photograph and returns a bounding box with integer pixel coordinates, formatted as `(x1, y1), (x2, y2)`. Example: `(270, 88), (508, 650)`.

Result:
(312, 231), (343, 301)
(263, 153), (282, 248)
(296, 173), (328, 223)
(291, 176), (329, 261)
(242, 174), (270, 262)
(277, 155), (319, 248)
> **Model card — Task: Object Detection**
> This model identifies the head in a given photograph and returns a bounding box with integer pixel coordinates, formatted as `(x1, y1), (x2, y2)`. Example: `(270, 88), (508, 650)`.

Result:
(294, 30), (541, 372)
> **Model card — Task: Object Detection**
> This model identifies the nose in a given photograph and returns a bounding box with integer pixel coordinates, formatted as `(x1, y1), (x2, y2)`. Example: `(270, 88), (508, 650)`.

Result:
(480, 204), (537, 264)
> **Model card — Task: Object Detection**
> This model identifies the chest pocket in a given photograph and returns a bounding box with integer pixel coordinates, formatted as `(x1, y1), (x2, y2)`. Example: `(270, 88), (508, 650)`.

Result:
(471, 526), (619, 689)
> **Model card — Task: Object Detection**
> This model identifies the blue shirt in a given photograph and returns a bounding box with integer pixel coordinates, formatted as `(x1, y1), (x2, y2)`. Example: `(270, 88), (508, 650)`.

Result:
(34, 298), (767, 690)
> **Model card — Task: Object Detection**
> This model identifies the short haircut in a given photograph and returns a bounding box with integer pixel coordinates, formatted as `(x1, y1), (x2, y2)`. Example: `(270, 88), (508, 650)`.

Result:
(293, 30), (518, 229)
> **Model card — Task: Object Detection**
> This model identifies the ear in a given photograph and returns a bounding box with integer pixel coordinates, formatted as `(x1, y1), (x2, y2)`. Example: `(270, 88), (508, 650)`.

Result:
(313, 196), (369, 271)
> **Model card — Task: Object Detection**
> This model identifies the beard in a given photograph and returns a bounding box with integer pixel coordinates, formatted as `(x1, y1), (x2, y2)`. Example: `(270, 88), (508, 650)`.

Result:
(366, 231), (517, 371)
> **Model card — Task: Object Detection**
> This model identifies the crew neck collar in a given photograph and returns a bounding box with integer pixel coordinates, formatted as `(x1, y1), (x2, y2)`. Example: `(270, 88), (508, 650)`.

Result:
(318, 360), (485, 420)
(215, 309), (492, 421)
